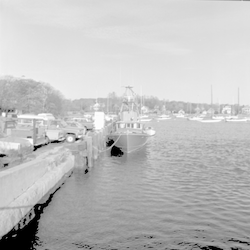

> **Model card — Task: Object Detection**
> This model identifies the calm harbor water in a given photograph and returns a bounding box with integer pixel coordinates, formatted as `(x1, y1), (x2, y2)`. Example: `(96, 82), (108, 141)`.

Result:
(1, 119), (250, 250)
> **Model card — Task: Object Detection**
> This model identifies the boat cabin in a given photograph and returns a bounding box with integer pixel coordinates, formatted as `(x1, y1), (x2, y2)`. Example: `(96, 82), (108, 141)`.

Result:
(116, 121), (144, 132)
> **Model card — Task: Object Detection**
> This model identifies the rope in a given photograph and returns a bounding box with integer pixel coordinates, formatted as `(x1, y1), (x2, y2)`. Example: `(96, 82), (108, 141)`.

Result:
(92, 133), (152, 154)
(92, 133), (122, 153)
(119, 136), (151, 154)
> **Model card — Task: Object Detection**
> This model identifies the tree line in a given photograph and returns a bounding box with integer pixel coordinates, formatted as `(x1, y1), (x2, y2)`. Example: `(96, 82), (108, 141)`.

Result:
(0, 76), (245, 116)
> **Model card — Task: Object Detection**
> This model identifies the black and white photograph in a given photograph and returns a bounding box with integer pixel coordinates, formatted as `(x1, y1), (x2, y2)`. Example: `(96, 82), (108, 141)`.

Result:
(1, 0), (250, 249)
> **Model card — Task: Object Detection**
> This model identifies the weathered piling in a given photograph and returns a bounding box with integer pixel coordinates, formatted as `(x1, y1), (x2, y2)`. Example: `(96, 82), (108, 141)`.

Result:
(84, 122), (114, 164)
(69, 140), (88, 169)
(86, 136), (93, 167)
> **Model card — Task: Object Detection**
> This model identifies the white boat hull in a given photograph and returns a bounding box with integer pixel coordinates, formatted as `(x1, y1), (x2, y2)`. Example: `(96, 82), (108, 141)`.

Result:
(226, 119), (248, 122)
(188, 117), (203, 121)
(157, 117), (171, 121)
(108, 132), (150, 153)
(198, 119), (222, 123)
(140, 119), (152, 122)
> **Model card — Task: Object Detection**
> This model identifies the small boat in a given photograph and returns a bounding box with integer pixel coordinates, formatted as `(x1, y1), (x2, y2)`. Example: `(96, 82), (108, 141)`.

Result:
(107, 86), (155, 153)
(187, 116), (203, 121)
(174, 114), (186, 118)
(157, 114), (171, 121)
(198, 118), (222, 123)
(197, 85), (222, 123)
(225, 118), (248, 122)
(144, 126), (156, 136)
(139, 115), (149, 119)
(213, 116), (225, 120)
(139, 118), (152, 122)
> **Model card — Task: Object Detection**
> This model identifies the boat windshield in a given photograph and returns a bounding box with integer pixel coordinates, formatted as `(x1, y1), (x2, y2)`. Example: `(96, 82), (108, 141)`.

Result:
(117, 122), (142, 129)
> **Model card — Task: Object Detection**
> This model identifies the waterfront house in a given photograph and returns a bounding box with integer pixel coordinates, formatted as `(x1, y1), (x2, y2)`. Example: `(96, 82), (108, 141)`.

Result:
(222, 105), (231, 114)
(178, 109), (185, 115)
(141, 105), (149, 114)
(242, 105), (250, 115)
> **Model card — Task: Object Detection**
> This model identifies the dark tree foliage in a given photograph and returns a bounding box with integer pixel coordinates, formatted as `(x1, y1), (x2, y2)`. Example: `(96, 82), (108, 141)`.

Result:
(0, 76), (65, 115)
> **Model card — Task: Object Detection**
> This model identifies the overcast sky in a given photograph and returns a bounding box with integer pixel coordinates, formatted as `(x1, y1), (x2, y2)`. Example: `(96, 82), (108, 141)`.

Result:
(1, 0), (250, 104)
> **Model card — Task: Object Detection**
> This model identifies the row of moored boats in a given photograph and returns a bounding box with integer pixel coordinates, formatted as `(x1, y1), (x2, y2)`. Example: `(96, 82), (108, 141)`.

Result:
(139, 114), (250, 123)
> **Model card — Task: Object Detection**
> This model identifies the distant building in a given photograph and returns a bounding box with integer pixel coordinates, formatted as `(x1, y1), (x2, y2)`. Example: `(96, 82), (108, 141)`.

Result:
(207, 108), (215, 115)
(178, 109), (185, 115)
(92, 101), (100, 111)
(242, 105), (250, 115)
(222, 105), (231, 114)
(194, 106), (201, 114)
(141, 105), (149, 114)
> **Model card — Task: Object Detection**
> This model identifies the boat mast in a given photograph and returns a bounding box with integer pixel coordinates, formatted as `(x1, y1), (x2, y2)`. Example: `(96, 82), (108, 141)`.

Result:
(140, 85), (142, 116)
(121, 86), (137, 111)
(238, 87), (240, 115)
(107, 94), (109, 114)
(211, 85), (213, 117)
(211, 85), (213, 106)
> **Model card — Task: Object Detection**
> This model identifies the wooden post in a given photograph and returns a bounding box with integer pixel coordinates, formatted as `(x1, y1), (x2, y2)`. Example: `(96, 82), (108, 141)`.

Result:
(86, 136), (93, 167)
(99, 131), (102, 152)
(93, 133), (98, 160)
(73, 141), (87, 169)
(32, 119), (36, 145)
(98, 131), (101, 151)
(101, 129), (105, 150)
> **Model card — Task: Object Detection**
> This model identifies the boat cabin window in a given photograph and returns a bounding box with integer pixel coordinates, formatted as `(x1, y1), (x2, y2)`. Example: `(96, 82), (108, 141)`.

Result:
(133, 123), (138, 129)
(119, 123), (125, 129)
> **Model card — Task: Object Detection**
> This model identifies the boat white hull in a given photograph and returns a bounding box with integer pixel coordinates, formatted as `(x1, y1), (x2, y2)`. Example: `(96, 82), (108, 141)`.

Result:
(144, 127), (156, 136)
(198, 119), (222, 123)
(157, 117), (171, 121)
(226, 119), (248, 122)
(213, 116), (225, 120)
(108, 132), (150, 153)
(140, 119), (152, 122)
(188, 117), (203, 121)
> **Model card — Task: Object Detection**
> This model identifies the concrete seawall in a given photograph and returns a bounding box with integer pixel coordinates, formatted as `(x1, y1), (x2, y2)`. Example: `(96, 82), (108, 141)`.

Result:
(0, 122), (114, 240)
(0, 146), (75, 240)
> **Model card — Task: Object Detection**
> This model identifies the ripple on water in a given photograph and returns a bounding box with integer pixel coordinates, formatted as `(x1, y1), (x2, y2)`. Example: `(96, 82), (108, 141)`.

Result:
(2, 120), (250, 250)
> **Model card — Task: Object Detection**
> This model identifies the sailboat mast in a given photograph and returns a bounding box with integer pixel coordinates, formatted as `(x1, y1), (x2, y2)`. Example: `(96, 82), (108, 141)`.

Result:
(107, 94), (109, 114)
(211, 85), (213, 106)
(140, 85), (142, 116)
(238, 87), (240, 115)
(211, 85), (213, 117)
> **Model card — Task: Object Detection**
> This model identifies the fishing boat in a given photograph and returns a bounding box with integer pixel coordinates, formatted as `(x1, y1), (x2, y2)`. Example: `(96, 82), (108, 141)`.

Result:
(107, 86), (155, 153)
